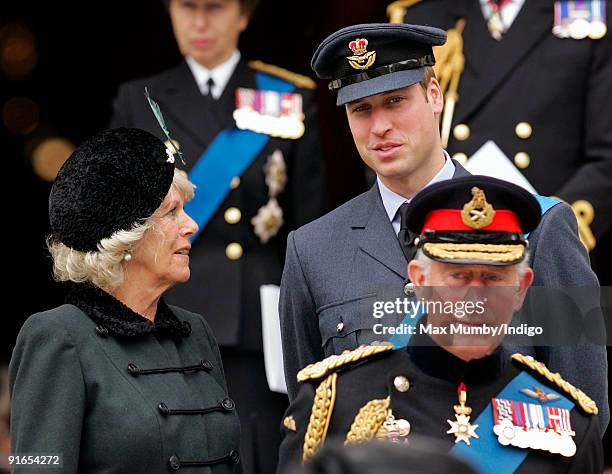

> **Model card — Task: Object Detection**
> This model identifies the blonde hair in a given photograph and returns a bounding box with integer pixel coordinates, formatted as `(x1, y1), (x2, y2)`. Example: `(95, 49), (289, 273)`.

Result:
(48, 169), (195, 291)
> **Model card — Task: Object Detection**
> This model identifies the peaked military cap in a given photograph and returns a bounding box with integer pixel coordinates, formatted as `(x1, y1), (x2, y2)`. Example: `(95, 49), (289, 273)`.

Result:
(404, 176), (542, 265)
(49, 127), (175, 252)
(311, 23), (447, 105)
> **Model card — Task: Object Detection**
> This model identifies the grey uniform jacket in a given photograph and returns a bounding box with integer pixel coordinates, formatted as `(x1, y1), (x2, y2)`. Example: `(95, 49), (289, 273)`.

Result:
(279, 162), (608, 432)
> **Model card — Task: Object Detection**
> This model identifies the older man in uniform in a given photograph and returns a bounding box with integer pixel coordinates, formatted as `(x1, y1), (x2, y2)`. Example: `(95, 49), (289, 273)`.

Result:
(278, 176), (603, 474)
(111, 1), (328, 472)
(278, 23), (608, 434)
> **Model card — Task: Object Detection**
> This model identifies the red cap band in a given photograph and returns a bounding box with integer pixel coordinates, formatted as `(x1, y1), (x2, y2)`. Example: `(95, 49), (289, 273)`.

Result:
(421, 209), (522, 233)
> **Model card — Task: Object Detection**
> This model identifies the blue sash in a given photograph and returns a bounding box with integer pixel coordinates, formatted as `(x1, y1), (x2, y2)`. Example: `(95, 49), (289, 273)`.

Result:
(388, 194), (562, 348)
(185, 72), (296, 240)
(451, 370), (574, 473)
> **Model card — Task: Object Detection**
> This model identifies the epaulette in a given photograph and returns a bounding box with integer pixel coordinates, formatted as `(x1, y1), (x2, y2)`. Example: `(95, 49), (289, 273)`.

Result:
(248, 60), (317, 90)
(297, 343), (394, 383)
(511, 353), (598, 415)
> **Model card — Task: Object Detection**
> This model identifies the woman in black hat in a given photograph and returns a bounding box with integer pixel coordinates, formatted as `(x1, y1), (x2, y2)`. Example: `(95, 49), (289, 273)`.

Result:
(8, 128), (242, 473)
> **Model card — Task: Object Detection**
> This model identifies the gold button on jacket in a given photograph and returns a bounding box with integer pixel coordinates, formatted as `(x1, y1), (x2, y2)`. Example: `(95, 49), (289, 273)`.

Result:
(225, 243), (243, 260)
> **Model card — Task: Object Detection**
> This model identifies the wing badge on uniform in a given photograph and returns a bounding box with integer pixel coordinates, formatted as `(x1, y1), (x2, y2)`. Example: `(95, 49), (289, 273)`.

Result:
(520, 386), (561, 403)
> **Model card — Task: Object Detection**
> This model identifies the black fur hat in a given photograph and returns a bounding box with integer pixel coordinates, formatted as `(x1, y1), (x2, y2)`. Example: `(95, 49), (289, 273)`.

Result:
(49, 127), (175, 252)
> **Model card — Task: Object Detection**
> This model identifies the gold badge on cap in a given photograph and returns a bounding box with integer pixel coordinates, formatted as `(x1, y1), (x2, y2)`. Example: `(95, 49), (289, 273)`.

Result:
(461, 187), (495, 229)
(347, 38), (376, 70)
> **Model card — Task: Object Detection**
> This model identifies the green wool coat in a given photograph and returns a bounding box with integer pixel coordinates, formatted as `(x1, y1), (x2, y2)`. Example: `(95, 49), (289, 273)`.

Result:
(9, 284), (243, 473)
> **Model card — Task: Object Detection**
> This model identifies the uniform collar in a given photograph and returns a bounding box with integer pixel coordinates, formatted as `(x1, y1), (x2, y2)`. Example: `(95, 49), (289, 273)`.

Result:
(406, 328), (505, 384)
(66, 283), (191, 338)
(185, 50), (241, 99)
(378, 150), (455, 223)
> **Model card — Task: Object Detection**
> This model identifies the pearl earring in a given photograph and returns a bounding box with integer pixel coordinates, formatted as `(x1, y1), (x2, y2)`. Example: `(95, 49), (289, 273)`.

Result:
(124, 252), (132, 262)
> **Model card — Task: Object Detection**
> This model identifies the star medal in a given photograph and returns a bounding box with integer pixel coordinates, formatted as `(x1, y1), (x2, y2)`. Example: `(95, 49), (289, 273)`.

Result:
(447, 382), (479, 445)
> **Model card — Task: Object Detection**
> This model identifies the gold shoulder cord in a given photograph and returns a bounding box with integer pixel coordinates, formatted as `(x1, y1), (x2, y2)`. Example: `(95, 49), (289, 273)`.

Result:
(435, 20), (466, 149)
(302, 373), (338, 463)
(345, 397), (391, 445)
(297, 344), (394, 383)
(511, 354), (598, 415)
(387, 2), (466, 149)
(248, 60), (317, 90)
(571, 200), (596, 251)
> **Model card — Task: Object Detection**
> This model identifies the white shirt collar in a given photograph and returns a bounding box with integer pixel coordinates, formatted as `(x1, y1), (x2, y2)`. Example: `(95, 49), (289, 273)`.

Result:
(185, 50), (241, 99)
(378, 150), (456, 225)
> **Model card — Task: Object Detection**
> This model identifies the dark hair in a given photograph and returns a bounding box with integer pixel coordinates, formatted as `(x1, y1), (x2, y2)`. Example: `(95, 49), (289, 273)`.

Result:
(162, 0), (259, 16)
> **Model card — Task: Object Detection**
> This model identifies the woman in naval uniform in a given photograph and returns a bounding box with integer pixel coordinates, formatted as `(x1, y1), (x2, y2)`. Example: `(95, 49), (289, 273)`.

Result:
(9, 128), (242, 473)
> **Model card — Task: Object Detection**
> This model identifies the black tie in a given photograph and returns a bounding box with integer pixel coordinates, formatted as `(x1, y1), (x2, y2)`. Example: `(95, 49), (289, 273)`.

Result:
(398, 202), (418, 261)
(203, 77), (215, 99)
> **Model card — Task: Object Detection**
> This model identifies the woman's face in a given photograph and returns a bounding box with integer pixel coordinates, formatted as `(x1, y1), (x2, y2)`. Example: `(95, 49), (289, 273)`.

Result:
(128, 186), (198, 289)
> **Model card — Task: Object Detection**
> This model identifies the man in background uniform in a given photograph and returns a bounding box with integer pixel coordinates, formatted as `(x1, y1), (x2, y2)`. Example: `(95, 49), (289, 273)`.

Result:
(278, 177), (603, 474)
(386, 0), (611, 276)
(111, 1), (327, 472)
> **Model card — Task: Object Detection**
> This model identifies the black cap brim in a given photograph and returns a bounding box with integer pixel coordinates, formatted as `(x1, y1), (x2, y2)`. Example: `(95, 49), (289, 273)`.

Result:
(337, 68), (426, 105)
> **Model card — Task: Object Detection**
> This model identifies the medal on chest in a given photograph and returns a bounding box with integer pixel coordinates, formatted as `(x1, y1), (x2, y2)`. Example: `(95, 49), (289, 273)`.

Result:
(486, 0), (513, 41)
(552, 1), (607, 40)
(492, 397), (577, 457)
(447, 382), (479, 445)
(376, 408), (411, 444)
(234, 88), (305, 139)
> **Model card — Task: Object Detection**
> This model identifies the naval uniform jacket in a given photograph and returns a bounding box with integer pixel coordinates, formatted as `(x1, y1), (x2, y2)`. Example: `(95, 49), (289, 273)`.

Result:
(395, 0), (612, 241)
(279, 161), (609, 433)
(277, 340), (603, 473)
(110, 59), (327, 350)
(9, 284), (242, 473)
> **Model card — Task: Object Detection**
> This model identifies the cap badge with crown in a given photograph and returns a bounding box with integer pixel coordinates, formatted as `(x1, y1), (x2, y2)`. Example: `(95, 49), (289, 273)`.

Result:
(347, 38), (377, 70)
(461, 187), (496, 229)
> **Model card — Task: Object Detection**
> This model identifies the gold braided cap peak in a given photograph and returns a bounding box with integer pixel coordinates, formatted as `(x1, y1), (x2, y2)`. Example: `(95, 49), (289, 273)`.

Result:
(248, 60), (316, 90)
(511, 353), (598, 415)
(297, 343), (394, 383)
